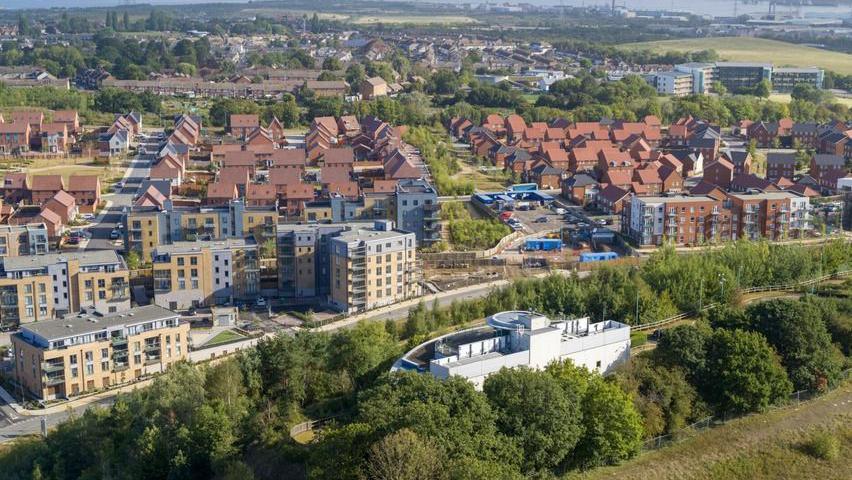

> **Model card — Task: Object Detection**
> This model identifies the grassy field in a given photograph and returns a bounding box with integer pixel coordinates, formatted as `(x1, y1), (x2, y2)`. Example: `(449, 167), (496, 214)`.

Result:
(769, 93), (852, 108)
(622, 37), (852, 75)
(567, 381), (852, 480)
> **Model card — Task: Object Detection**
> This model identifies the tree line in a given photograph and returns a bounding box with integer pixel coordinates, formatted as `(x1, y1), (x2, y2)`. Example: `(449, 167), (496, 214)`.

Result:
(0, 240), (850, 479)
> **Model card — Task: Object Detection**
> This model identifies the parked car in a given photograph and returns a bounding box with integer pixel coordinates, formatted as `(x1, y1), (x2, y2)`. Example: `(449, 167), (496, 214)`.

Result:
(256, 297), (267, 307)
(110, 229), (121, 240)
(535, 216), (548, 223)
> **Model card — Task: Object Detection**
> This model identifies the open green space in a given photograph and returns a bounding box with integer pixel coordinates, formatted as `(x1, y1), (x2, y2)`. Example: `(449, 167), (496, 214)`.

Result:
(202, 329), (246, 347)
(567, 383), (852, 480)
(622, 37), (852, 75)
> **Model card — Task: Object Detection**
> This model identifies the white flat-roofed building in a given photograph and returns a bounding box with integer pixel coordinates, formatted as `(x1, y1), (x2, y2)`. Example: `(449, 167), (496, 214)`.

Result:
(393, 311), (631, 389)
(653, 71), (694, 96)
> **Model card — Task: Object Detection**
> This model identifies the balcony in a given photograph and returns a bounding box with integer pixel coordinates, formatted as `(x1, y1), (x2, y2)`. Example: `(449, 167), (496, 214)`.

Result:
(144, 343), (161, 353)
(111, 336), (128, 347)
(113, 362), (129, 372)
(41, 362), (64, 374)
(144, 356), (161, 366)
(43, 375), (65, 387)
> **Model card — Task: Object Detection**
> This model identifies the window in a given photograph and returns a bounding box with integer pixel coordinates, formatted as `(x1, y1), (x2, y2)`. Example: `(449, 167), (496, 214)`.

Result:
(99, 291), (106, 300)
(191, 269), (198, 278)
(595, 360), (602, 369)
(83, 280), (92, 289)
(191, 280), (199, 289)
(101, 361), (109, 371)
(98, 279), (105, 288)
(178, 280), (186, 290)
(177, 257), (185, 266)
(85, 292), (93, 301)
(224, 259), (229, 266)
(190, 257), (197, 265)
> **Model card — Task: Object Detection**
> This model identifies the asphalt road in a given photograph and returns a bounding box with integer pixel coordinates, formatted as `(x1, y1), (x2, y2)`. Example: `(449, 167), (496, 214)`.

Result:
(0, 396), (115, 442)
(85, 151), (153, 251)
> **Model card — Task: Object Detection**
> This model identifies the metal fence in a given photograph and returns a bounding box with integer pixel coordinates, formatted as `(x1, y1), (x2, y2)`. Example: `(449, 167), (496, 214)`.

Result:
(641, 368), (852, 451)
(632, 269), (852, 332)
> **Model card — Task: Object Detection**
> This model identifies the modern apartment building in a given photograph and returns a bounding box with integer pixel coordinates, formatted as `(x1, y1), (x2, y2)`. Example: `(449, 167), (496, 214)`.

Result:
(0, 223), (49, 257)
(674, 62), (715, 94)
(126, 199), (277, 261)
(152, 238), (259, 311)
(11, 305), (188, 400)
(329, 220), (420, 313)
(0, 250), (130, 328)
(652, 71), (694, 97)
(728, 191), (810, 241)
(772, 68), (824, 92)
(277, 223), (352, 299)
(393, 311), (630, 390)
(627, 195), (734, 246)
(714, 62), (772, 93)
(395, 179), (441, 246)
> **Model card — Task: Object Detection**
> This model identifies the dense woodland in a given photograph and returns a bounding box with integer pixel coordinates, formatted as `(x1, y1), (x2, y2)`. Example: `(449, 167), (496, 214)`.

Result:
(1, 240), (850, 480)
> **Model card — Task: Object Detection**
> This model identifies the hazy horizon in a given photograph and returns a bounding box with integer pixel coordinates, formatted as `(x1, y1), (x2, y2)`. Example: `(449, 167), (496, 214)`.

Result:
(0, 0), (849, 19)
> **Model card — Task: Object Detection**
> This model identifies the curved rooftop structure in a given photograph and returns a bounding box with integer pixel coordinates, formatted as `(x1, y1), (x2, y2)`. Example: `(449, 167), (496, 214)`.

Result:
(393, 311), (632, 389)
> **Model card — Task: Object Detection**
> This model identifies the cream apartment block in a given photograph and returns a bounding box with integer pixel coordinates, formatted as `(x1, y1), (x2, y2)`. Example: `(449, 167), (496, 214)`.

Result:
(0, 223), (50, 257)
(152, 238), (260, 311)
(329, 220), (420, 313)
(0, 250), (130, 328)
(12, 305), (188, 400)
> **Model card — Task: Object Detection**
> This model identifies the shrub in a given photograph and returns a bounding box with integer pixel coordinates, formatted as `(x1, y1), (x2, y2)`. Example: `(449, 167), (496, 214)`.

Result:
(803, 430), (840, 460)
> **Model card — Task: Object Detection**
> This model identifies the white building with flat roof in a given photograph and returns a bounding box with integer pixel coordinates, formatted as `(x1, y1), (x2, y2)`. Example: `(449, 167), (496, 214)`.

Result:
(393, 311), (631, 389)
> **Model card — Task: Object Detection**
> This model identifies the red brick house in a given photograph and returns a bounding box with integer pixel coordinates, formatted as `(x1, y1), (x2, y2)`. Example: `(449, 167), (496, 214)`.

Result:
(229, 114), (260, 138)
(30, 175), (65, 205)
(66, 175), (101, 213)
(702, 158), (735, 189)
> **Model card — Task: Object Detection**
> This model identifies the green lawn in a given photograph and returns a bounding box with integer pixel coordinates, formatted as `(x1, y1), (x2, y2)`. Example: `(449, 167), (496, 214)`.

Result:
(621, 37), (852, 75)
(203, 329), (246, 347)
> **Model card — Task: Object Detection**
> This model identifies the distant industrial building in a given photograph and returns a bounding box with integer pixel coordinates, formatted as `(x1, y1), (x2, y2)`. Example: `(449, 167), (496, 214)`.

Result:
(393, 311), (631, 389)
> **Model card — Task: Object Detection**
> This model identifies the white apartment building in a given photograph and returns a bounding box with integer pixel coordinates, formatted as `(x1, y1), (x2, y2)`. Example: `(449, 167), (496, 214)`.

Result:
(393, 311), (631, 389)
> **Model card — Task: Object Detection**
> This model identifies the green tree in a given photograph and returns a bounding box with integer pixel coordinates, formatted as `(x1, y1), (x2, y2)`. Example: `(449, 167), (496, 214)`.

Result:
(753, 79), (771, 98)
(654, 323), (711, 382)
(365, 429), (443, 480)
(322, 57), (342, 71)
(330, 321), (399, 384)
(702, 329), (793, 413)
(484, 368), (583, 472)
(573, 376), (644, 468)
(614, 357), (700, 438)
(745, 299), (844, 391)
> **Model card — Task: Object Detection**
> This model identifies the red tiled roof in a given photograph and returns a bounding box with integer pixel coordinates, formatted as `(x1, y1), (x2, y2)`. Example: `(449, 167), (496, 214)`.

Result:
(67, 175), (99, 192)
(30, 175), (64, 191)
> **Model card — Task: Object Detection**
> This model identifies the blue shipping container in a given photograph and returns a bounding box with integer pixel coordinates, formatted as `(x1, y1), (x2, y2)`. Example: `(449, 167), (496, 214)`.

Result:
(524, 239), (562, 251)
